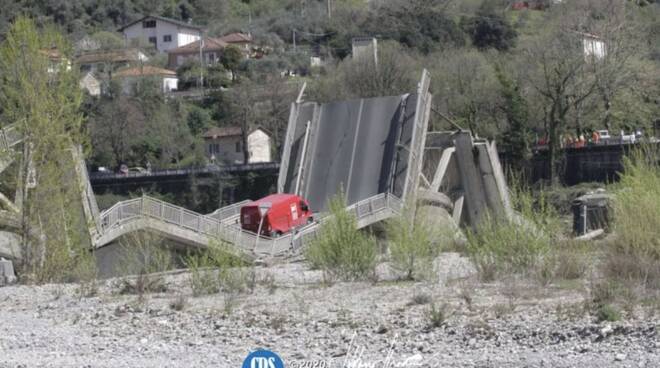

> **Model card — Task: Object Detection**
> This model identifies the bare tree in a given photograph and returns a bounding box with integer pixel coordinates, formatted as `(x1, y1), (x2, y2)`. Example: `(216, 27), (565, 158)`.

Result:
(520, 0), (649, 181)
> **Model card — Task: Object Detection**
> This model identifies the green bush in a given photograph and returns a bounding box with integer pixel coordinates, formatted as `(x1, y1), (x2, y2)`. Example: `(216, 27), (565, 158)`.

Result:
(466, 183), (560, 281)
(608, 146), (660, 288)
(386, 204), (452, 280)
(426, 303), (450, 328)
(305, 192), (377, 281)
(596, 304), (621, 322)
(184, 241), (251, 296)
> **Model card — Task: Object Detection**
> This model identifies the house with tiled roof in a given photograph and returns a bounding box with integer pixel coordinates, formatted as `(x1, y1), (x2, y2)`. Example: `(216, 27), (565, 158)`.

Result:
(119, 15), (203, 53)
(76, 48), (148, 74)
(167, 37), (229, 68)
(166, 32), (257, 68)
(113, 65), (178, 94)
(219, 32), (252, 50)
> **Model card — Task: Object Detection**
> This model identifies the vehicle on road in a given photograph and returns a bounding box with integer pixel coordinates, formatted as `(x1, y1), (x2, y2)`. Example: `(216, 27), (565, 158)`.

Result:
(240, 193), (314, 237)
(128, 166), (147, 173)
(596, 130), (611, 141)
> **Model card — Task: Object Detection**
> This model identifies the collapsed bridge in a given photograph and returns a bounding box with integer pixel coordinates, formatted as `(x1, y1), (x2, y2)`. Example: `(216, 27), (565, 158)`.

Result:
(0, 69), (512, 263)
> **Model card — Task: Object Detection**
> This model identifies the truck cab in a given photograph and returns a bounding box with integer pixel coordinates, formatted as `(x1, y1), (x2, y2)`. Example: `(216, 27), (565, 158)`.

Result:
(240, 194), (313, 237)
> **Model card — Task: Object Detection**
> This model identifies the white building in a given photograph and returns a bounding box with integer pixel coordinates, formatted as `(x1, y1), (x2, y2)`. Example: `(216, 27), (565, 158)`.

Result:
(582, 34), (607, 61)
(79, 72), (101, 96)
(203, 127), (272, 164)
(352, 37), (378, 65)
(118, 15), (203, 54)
(113, 65), (178, 94)
(247, 128), (272, 163)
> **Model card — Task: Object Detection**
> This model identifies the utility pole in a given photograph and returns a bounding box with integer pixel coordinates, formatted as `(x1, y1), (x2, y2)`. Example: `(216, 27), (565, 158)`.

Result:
(293, 29), (296, 53)
(327, 0), (332, 19)
(198, 30), (204, 89)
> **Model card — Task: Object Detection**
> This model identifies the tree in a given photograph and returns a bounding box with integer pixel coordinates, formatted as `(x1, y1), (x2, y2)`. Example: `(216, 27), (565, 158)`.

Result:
(310, 41), (417, 101)
(176, 58), (203, 90)
(0, 17), (93, 281)
(220, 45), (244, 81)
(462, 2), (517, 51)
(429, 49), (502, 136)
(495, 64), (532, 164)
(364, 0), (465, 54)
(520, 0), (650, 182)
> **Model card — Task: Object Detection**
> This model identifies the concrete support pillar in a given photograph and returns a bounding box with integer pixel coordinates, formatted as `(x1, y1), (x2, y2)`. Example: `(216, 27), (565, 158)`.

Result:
(453, 132), (487, 227)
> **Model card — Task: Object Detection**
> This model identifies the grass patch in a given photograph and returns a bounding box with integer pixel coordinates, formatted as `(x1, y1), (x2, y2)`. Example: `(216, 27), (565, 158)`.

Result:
(607, 146), (660, 290)
(596, 304), (621, 322)
(426, 303), (450, 328)
(466, 178), (563, 282)
(184, 240), (252, 297)
(305, 192), (377, 281)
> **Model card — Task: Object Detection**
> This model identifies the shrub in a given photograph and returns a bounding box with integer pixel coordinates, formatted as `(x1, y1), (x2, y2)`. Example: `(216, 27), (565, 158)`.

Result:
(119, 231), (173, 276)
(466, 182), (560, 281)
(596, 304), (621, 322)
(553, 241), (590, 280)
(305, 192), (377, 281)
(185, 250), (220, 296)
(386, 204), (452, 280)
(408, 291), (432, 306)
(426, 303), (450, 328)
(169, 294), (188, 311)
(184, 240), (252, 296)
(608, 146), (660, 288)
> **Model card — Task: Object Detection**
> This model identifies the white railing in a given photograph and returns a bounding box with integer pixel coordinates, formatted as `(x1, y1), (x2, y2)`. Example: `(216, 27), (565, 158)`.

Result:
(290, 192), (403, 251)
(98, 192), (404, 256)
(0, 124), (23, 150)
(206, 200), (252, 222)
(98, 195), (294, 255)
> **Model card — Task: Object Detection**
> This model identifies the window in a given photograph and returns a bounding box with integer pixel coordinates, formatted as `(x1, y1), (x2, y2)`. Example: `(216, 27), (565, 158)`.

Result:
(163, 35), (172, 42)
(235, 141), (242, 153)
(148, 37), (157, 45)
(143, 20), (156, 28)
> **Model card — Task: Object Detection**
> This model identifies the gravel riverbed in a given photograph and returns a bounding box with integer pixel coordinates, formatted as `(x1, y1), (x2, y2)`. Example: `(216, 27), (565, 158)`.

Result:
(0, 256), (658, 368)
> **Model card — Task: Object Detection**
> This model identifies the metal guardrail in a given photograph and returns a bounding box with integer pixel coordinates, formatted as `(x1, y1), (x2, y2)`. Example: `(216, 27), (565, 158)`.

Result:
(206, 200), (252, 222)
(98, 195), (293, 255)
(89, 162), (280, 181)
(97, 192), (403, 257)
(0, 124), (23, 150)
(291, 192), (403, 251)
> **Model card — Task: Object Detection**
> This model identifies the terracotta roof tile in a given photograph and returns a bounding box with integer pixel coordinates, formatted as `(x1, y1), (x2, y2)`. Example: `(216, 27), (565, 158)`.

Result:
(167, 37), (228, 55)
(219, 33), (252, 44)
(113, 65), (176, 77)
(76, 49), (144, 64)
(202, 126), (242, 138)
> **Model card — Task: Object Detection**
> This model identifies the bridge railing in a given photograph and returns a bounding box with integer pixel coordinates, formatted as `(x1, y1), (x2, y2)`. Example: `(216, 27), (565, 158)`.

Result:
(291, 192), (403, 251)
(99, 196), (291, 254)
(89, 162), (280, 180)
(99, 192), (404, 256)
(206, 200), (252, 222)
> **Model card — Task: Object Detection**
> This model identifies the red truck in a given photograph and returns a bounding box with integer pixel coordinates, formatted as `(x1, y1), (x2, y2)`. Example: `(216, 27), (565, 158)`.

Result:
(240, 193), (314, 237)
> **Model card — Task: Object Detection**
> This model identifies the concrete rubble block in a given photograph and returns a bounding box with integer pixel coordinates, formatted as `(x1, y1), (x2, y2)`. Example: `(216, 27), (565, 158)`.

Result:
(0, 257), (17, 286)
(417, 205), (466, 247)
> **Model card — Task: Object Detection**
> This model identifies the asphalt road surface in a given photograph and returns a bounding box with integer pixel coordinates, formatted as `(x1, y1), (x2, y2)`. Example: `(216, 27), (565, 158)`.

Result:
(282, 94), (421, 212)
